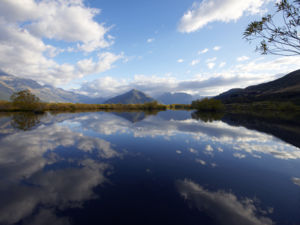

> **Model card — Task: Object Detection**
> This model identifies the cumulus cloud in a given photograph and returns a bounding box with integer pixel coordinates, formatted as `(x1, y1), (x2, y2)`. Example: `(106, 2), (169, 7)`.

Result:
(0, 0), (111, 51)
(77, 55), (300, 97)
(213, 46), (221, 51)
(207, 63), (216, 69)
(206, 57), (217, 62)
(219, 62), (226, 68)
(178, 0), (270, 32)
(237, 56), (250, 61)
(177, 59), (184, 63)
(176, 179), (274, 225)
(191, 59), (201, 66)
(77, 52), (124, 75)
(0, 0), (121, 85)
(198, 48), (209, 54)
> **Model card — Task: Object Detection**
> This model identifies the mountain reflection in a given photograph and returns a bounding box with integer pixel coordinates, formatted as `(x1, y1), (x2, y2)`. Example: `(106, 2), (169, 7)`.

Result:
(176, 179), (273, 225)
(0, 121), (120, 225)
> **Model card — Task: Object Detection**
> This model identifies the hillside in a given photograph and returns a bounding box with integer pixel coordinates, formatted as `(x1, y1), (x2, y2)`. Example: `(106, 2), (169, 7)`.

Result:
(215, 69), (300, 104)
(105, 89), (156, 104)
(0, 72), (105, 103)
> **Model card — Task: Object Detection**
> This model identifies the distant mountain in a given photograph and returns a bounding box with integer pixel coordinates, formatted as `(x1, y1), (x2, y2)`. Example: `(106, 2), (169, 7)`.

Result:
(105, 89), (156, 104)
(0, 72), (105, 103)
(157, 92), (200, 104)
(215, 69), (300, 104)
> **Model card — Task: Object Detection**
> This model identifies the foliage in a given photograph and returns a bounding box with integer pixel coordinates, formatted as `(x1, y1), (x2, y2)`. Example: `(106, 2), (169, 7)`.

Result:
(10, 90), (43, 111)
(191, 98), (225, 112)
(11, 112), (44, 131)
(168, 104), (192, 110)
(244, 0), (300, 56)
(191, 111), (224, 122)
(226, 101), (300, 112)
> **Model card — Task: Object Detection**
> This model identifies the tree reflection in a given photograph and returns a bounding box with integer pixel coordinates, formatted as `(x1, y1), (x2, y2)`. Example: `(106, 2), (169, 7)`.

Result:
(191, 111), (224, 122)
(11, 112), (44, 131)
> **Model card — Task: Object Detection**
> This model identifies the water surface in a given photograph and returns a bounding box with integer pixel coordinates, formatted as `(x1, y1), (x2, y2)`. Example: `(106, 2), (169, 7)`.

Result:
(0, 111), (300, 225)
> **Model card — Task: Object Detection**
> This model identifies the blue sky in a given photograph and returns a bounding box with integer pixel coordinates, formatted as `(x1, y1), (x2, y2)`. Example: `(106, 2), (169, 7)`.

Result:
(0, 0), (299, 97)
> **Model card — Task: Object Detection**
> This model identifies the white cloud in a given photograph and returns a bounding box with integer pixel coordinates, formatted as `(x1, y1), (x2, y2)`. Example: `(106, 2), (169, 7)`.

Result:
(0, 0), (121, 85)
(237, 56), (250, 61)
(219, 62), (226, 68)
(205, 57), (217, 69)
(177, 59), (184, 63)
(178, 0), (270, 33)
(147, 38), (155, 43)
(213, 46), (221, 51)
(78, 56), (300, 97)
(191, 59), (201, 66)
(0, 0), (112, 52)
(77, 52), (124, 75)
(206, 57), (217, 62)
(207, 63), (216, 69)
(198, 48), (209, 54)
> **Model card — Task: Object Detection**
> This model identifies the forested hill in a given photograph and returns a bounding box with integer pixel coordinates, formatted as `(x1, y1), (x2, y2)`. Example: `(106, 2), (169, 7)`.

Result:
(215, 69), (300, 104)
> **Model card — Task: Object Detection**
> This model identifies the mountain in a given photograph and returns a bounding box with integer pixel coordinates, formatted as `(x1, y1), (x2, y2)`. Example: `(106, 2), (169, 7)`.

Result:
(215, 69), (300, 104)
(105, 89), (156, 104)
(157, 92), (203, 104)
(0, 72), (105, 103)
(157, 92), (198, 104)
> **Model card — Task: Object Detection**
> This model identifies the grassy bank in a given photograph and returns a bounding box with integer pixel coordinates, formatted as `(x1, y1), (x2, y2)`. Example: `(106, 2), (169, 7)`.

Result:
(0, 101), (192, 112)
(1, 99), (299, 113)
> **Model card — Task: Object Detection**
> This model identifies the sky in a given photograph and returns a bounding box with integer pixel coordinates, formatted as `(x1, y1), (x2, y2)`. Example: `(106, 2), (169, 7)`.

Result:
(0, 0), (299, 98)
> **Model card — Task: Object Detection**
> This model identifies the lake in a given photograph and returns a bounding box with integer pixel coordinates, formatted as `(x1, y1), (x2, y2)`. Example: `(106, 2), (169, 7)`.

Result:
(0, 110), (300, 225)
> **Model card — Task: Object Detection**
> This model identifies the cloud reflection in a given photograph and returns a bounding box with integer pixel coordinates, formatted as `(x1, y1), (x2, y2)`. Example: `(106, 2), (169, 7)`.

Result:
(176, 179), (274, 225)
(0, 120), (120, 224)
(72, 112), (300, 160)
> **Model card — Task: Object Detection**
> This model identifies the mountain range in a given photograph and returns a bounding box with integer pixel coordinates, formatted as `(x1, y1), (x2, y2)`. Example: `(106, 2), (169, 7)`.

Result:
(0, 72), (105, 103)
(1, 69), (299, 105)
(105, 89), (155, 104)
(156, 92), (200, 104)
(215, 69), (300, 105)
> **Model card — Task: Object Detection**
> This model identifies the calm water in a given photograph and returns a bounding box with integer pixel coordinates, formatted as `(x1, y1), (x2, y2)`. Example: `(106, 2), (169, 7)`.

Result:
(0, 110), (300, 225)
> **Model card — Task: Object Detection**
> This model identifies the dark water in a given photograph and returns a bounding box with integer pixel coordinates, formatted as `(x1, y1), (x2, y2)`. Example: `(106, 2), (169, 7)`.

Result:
(0, 110), (300, 225)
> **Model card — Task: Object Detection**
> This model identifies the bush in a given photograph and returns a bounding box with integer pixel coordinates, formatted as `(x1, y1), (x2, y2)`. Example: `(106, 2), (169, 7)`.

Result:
(10, 90), (44, 111)
(191, 98), (225, 112)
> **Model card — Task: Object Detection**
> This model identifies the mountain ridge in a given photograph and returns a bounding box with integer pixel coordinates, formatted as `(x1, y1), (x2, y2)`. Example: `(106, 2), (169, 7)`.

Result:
(215, 69), (300, 105)
(0, 72), (105, 103)
(105, 89), (156, 104)
(156, 92), (200, 104)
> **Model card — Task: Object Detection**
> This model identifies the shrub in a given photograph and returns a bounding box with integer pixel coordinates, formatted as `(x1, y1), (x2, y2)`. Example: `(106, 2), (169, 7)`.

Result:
(10, 90), (44, 111)
(191, 98), (225, 112)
